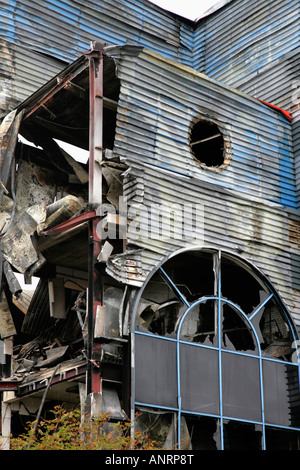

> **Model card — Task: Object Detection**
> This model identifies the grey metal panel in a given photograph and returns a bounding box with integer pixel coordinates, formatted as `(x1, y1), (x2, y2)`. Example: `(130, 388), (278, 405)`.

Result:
(101, 46), (300, 328)
(197, 0), (300, 110)
(202, 0), (299, 76)
(107, 162), (300, 327)
(1, 0), (297, 117)
(0, 0), (196, 117)
(0, 0), (194, 63)
(0, 39), (65, 115)
(233, 48), (300, 111)
(293, 109), (300, 205)
(108, 47), (297, 209)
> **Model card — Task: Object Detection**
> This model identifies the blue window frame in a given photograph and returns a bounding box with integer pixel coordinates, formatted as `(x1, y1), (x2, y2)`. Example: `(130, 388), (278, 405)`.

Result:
(133, 249), (300, 450)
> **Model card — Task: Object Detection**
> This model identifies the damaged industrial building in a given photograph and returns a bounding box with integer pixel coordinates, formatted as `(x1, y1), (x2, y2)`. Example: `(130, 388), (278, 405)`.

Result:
(0, 0), (300, 450)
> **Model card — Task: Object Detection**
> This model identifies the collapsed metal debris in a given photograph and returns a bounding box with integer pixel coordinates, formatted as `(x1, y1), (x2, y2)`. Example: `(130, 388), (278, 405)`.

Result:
(0, 43), (130, 447)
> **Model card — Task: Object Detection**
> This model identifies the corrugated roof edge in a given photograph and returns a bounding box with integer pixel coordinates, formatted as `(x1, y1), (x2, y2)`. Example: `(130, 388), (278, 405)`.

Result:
(109, 45), (293, 122)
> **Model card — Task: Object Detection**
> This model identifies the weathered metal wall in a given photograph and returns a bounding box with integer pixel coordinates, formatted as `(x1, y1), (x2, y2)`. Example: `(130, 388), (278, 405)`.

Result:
(293, 104), (300, 210)
(0, 0), (299, 324)
(197, 0), (300, 110)
(104, 46), (300, 329)
(1, 0), (299, 114)
(1, 0), (193, 60)
(109, 47), (297, 208)
(233, 47), (300, 112)
(0, 0), (196, 117)
(0, 39), (64, 116)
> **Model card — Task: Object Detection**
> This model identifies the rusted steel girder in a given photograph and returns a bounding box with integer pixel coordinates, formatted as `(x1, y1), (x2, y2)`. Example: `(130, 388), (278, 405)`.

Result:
(86, 42), (104, 396)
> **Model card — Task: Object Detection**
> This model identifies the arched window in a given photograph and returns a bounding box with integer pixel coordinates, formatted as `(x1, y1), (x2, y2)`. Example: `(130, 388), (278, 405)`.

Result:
(132, 249), (300, 450)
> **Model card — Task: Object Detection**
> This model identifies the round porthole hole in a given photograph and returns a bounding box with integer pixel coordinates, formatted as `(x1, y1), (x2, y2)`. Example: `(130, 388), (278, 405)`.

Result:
(190, 120), (226, 169)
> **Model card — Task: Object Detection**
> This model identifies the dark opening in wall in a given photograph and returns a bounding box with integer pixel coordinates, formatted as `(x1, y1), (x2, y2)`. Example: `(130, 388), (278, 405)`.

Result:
(190, 120), (225, 169)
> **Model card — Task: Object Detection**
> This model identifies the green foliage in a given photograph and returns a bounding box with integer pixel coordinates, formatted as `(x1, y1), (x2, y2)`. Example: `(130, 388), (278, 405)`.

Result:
(10, 406), (161, 450)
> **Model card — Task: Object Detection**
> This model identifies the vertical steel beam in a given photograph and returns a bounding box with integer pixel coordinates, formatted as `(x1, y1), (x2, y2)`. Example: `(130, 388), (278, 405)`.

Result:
(88, 42), (104, 206)
(87, 43), (103, 396)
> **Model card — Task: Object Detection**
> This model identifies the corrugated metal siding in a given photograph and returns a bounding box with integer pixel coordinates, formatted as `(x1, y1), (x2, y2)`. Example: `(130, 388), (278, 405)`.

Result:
(293, 107), (300, 204)
(1, 0), (297, 115)
(231, 47), (300, 111)
(107, 162), (300, 327)
(0, 0), (195, 115)
(197, 0), (300, 110)
(191, 19), (205, 72)
(0, 39), (64, 115)
(0, 0), (194, 63)
(109, 47), (297, 209)
(104, 46), (300, 329)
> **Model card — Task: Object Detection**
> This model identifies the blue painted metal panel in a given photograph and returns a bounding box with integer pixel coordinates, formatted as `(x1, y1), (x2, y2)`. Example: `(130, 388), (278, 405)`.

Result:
(0, 0), (195, 63)
(196, 0), (300, 109)
(1, 0), (298, 111)
(109, 47), (298, 209)
(0, 0), (298, 209)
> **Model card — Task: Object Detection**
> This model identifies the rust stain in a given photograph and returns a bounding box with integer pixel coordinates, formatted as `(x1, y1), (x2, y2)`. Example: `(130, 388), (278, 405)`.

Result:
(289, 218), (300, 248)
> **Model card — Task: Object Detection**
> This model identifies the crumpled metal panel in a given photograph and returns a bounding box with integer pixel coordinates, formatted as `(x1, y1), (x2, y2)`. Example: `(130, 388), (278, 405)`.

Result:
(106, 249), (146, 287)
(0, 159), (54, 273)
(1, 210), (44, 273)
(0, 291), (17, 339)
(0, 109), (24, 201)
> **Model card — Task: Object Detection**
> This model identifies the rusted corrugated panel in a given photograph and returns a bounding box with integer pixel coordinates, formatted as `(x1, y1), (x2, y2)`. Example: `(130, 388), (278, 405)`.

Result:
(109, 46), (297, 209)
(197, 0), (300, 110)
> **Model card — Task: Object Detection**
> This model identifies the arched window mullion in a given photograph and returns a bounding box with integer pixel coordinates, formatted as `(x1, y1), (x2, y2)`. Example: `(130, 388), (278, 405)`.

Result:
(218, 275), (224, 450)
(157, 266), (190, 450)
(159, 267), (190, 307)
(249, 293), (274, 321)
(221, 298), (262, 355)
(133, 249), (300, 450)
